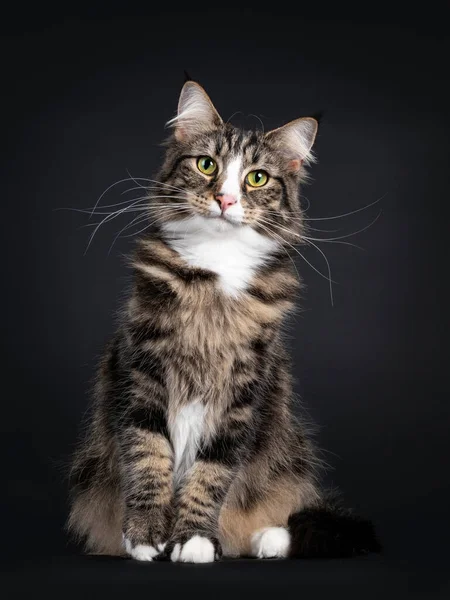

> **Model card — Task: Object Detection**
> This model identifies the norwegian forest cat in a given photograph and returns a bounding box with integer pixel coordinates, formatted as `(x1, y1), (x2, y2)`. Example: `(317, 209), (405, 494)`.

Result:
(68, 80), (380, 562)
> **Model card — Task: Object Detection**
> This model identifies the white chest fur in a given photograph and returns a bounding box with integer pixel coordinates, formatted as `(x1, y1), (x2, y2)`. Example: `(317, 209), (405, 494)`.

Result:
(169, 400), (205, 485)
(162, 216), (279, 297)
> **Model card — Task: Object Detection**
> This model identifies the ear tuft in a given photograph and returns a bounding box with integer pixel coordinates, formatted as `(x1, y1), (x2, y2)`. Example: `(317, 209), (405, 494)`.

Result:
(167, 81), (222, 142)
(266, 117), (318, 167)
(311, 110), (325, 126)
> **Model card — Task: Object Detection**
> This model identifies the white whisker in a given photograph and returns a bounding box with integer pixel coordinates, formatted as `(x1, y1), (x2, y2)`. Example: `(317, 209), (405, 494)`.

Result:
(108, 205), (192, 254)
(300, 196), (311, 212)
(85, 195), (185, 253)
(225, 110), (243, 124)
(127, 177), (191, 195)
(89, 177), (142, 219)
(305, 238), (363, 250)
(122, 211), (178, 241)
(256, 215), (302, 240)
(303, 194), (386, 221)
(88, 175), (189, 218)
(58, 196), (188, 214)
(258, 215), (362, 252)
(79, 205), (190, 231)
(256, 219), (336, 305)
(85, 196), (150, 252)
(120, 186), (147, 195)
(109, 214), (150, 251)
(306, 226), (341, 233)
(125, 169), (150, 192)
(248, 113), (265, 133)
(303, 210), (382, 241)
(302, 239), (334, 307)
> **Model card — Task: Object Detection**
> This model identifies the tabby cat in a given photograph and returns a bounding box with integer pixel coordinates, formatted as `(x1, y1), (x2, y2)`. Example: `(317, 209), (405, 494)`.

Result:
(68, 80), (380, 562)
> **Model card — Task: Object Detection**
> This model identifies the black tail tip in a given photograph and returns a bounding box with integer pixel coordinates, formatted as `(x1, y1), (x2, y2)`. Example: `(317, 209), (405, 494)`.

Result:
(288, 507), (382, 559)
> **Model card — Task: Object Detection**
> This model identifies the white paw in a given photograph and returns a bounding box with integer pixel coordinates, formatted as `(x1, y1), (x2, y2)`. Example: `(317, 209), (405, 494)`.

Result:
(251, 527), (291, 559)
(171, 535), (215, 563)
(123, 536), (160, 562)
(130, 544), (160, 561)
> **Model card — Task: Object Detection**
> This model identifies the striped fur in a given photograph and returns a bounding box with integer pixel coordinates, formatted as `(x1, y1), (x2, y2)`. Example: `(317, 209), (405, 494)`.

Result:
(68, 82), (380, 562)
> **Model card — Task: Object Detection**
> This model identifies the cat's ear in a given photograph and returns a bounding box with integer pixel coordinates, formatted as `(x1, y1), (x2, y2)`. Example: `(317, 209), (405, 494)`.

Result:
(167, 81), (223, 142)
(265, 117), (318, 172)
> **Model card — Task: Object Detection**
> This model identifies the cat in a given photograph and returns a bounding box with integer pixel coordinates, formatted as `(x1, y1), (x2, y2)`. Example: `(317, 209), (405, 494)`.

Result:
(68, 80), (380, 562)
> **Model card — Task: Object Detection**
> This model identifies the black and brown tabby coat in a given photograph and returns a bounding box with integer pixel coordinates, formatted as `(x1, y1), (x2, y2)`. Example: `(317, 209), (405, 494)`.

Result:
(68, 81), (380, 562)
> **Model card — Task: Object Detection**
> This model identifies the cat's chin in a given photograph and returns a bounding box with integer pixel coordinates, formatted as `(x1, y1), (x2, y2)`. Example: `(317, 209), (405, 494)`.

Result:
(161, 214), (242, 239)
(206, 215), (239, 232)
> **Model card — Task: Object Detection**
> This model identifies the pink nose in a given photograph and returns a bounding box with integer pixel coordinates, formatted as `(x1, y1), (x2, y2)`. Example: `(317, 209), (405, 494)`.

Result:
(216, 194), (237, 212)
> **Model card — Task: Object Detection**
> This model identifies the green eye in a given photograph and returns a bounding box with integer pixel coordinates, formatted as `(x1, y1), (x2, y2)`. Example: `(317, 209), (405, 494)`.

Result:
(197, 156), (217, 175)
(246, 170), (268, 188)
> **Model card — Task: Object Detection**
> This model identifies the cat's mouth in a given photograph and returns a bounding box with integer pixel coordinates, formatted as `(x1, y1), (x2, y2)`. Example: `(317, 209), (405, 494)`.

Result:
(186, 196), (243, 227)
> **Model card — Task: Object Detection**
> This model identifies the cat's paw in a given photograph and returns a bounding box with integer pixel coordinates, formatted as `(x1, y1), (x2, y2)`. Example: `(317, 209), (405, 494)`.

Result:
(168, 535), (220, 563)
(123, 535), (166, 562)
(250, 527), (291, 559)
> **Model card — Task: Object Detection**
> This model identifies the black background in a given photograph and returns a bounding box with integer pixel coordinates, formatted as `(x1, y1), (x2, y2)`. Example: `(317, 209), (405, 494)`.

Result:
(2, 3), (449, 597)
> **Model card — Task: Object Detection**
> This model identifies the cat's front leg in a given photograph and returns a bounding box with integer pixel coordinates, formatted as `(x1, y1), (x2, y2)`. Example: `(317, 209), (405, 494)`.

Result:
(166, 403), (253, 563)
(120, 418), (174, 561)
(165, 460), (231, 563)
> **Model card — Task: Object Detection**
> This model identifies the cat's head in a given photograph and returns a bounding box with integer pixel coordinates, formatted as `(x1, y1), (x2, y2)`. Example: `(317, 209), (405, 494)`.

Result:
(154, 81), (318, 244)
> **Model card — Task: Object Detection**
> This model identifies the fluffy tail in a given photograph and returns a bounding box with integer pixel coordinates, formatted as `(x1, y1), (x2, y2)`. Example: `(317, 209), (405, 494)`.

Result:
(288, 500), (381, 558)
